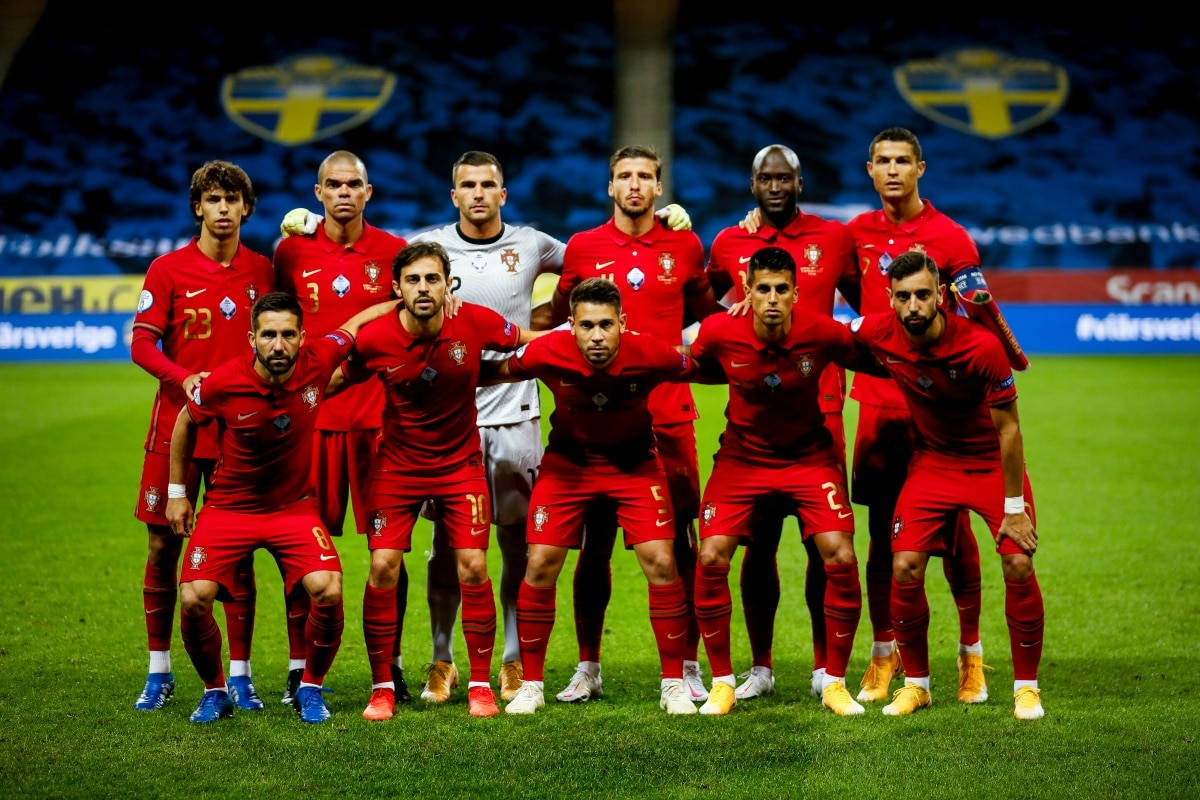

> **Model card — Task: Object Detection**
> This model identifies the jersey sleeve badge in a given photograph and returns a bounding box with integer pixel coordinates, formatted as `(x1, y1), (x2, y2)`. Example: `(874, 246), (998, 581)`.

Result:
(137, 290), (153, 312)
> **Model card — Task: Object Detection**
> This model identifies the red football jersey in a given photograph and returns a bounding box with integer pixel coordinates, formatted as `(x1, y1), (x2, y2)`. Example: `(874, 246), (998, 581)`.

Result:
(558, 219), (707, 425)
(849, 311), (1016, 470)
(133, 238), (274, 457)
(707, 211), (859, 415)
(507, 329), (694, 464)
(692, 311), (859, 467)
(274, 222), (406, 431)
(185, 331), (354, 512)
(848, 201), (980, 409)
(345, 303), (522, 475)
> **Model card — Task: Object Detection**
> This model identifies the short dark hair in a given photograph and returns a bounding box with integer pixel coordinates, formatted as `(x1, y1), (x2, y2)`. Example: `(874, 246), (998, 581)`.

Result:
(886, 251), (939, 284)
(868, 127), (923, 162)
(569, 277), (622, 313)
(189, 160), (256, 220)
(251, 291), (303, 330)
(747, 246), (796, 283)
(451, 151), (504, 185)
(609, 145), (662, 180)
(393, 241), (452, 281)
(317, 150), (367, 184)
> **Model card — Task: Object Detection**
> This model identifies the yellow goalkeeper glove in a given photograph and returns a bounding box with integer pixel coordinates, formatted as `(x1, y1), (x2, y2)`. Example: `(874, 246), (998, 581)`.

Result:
(279, 208), (320, 237)
(655, 203), (692, 231)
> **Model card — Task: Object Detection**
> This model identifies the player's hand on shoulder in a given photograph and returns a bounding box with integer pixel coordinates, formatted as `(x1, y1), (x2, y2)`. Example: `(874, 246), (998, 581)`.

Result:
(656, 203), (692, 231)
(739, 207), (761, 233)
(444, 292), (463, 318)
(726, 296), (751, 317)
(181, 371), (209, 397)
(280, 208), (320, 238)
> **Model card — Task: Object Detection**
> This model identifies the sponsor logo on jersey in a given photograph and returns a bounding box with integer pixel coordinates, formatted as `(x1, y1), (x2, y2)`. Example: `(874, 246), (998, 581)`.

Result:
(273, 414), (292, 431)
(917, 374), (933, 390)
(501, 248), (520, 273)
(189, 546), (208, 570)
(219, 296), (236, 320)
(591, 392), (609, 408)
(878, 253), (893, 275)
(220, 55), (396, 146)
(332, 274), (351, 298)
(185, 289), (206, 298)
(797, 354), (814, 376)
(301, 384), (319, 409)
(533, 505), (549, 532)
(471, 252), (488, 272)
(894, 47), (1069, 139)
(145, 485), (162, 512)
(448, 341), (467, 365)
(764, 372), (782, 390)
(657, 252), (678, 283)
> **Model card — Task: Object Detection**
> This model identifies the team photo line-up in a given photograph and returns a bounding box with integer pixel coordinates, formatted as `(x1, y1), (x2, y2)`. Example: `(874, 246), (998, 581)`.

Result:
(130, 128), (1045, 725)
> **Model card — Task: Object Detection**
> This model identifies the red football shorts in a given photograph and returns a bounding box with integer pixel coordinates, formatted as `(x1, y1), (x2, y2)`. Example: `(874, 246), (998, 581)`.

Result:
(135, 450), (214, 527)
(891, 456), (1037, 556)
(654, 421), (700, 521)
(367, 457), (491, 552)
(180, 499), (340, 595)
(851, 403), (917, 505)
(699, 452), (854, 540)
(312, 428), (381, 535)
(527, 450), (675, 549)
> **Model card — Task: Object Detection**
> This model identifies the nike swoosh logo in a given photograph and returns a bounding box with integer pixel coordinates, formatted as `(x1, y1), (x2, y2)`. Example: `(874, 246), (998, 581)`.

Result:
(594, 260), (616, 270)
(520, 636), (541, 644)
(559, 380), (574, 387)
(477, 647), (492, 655)
(145, 608), (167, 616)
(368, 650), (385, 656)
(471, 527), (489, 536)
(738, 256), (752, 264)
(835, 631), (852, 638)
(668, 631), (684, 640)
(861, 244), (875, 249)
(837, 510), (853, 519)
(302, 269), (321, 278)
(655, 519), (671, 527)
(730, 361), (751, 368)
(185, 289), (206, 298)
(319, 554), (337, 561)
(703, 631), (720, 639)
(1019, 641), (1041, 648)
(885, 357), (903, 364)
(287, 611), (307, 620)
(386, 364), (406, 373)
(237, 411), (258, 420)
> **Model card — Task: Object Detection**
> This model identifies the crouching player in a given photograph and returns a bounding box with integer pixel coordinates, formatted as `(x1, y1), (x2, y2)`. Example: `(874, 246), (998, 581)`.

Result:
(498, 278), (701, 716)
(166, 292), (395, 723)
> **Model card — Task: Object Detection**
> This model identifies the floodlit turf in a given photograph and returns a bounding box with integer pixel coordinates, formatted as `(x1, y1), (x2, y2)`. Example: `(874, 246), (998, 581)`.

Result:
(1, 357), (1197, 799)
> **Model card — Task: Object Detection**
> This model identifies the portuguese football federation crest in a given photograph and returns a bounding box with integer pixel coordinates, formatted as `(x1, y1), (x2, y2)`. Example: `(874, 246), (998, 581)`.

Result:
(144, 486), (161, 512)
(894, 47), (1069, 139)
(802, 244), (822, 274)
(533, 506), (549, 533)
(301, 384), (319, 409)
(220, 54), (396, 146)
(448, 341), (467, 365)
(797, 354), (814, 376)
(363, 261), (383, 291)
(500, 248), (520, 273)
(189, 547), (208, 570)
(657, 252), (678, 283)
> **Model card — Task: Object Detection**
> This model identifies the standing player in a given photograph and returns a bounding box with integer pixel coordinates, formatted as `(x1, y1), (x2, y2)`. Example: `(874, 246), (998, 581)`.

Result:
(500, 278), (699, 716)
(275, 150), (411, 706)
(848, 252), (1044, 720)
(689, 247), (875, 716)
(333, 241), (542, 720)
(165, 291), (396, 724)
(550, 145), (721, 704)
(130, 160), (272, 713)
(406, 151), (565, 704)
(707, 145), (861, 702)
(847, 128), (1026, 705)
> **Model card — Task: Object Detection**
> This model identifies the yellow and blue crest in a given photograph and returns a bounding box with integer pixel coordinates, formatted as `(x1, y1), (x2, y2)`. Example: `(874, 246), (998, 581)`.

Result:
(221, 54), (395, 145)
(894, 48), (1068, 139)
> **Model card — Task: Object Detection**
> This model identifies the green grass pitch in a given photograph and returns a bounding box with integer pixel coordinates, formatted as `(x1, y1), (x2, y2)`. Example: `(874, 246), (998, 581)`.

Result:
(1, 356), (1197, 799)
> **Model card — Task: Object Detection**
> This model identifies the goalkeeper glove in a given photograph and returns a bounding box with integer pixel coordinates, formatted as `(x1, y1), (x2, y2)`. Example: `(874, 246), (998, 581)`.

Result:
(655, 203), (692, 231)
(280, 208), (320, 237)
